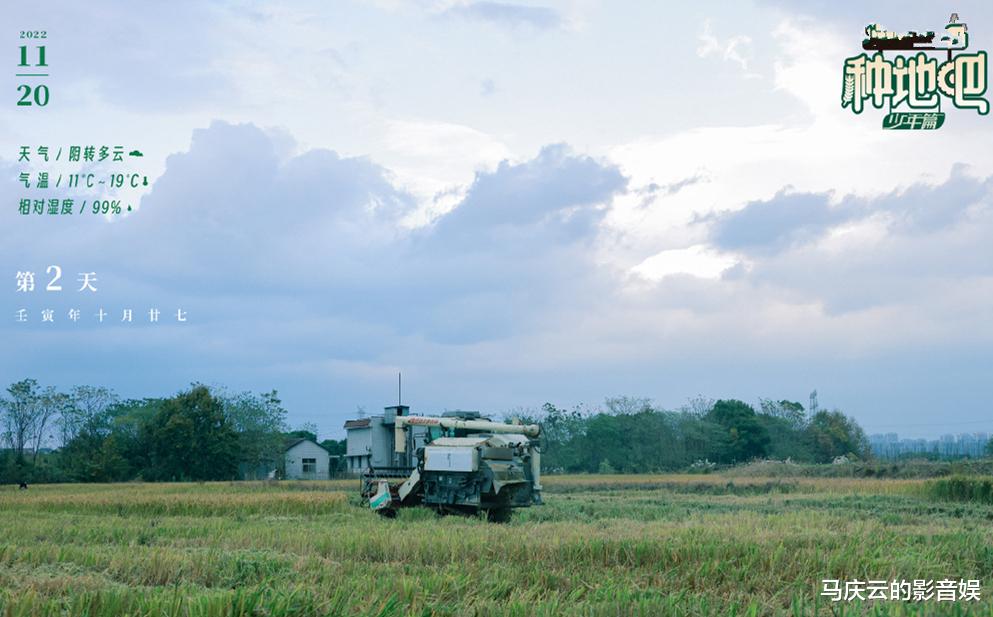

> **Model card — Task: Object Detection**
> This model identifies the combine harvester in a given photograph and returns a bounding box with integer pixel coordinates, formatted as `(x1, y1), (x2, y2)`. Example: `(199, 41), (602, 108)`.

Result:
(345, 405), (542, 522)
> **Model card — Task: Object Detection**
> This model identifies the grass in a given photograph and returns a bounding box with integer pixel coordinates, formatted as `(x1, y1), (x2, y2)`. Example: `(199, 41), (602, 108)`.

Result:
(926, 476), (993, 505)
(0, 476), (991, 616)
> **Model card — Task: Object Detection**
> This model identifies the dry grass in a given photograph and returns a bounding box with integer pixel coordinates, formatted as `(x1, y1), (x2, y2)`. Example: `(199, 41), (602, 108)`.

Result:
(0, 475), (990, 616)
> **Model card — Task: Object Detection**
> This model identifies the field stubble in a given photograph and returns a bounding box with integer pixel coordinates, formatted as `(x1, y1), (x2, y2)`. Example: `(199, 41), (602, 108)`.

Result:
(0, 475), (991, 616)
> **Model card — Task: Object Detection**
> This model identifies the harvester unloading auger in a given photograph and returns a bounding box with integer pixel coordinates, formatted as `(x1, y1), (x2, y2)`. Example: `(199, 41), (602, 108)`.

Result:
(359, 411), (543, 522)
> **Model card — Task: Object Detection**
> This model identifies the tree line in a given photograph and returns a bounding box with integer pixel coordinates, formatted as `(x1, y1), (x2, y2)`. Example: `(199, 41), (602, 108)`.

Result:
(2, 378), (949, 482)
(0, 380), (344, 484)
(519, 395), (873, 473)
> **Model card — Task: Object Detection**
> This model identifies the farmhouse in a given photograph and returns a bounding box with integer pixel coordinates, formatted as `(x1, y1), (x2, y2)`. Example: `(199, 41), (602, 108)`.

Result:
(283, 438), (330, 480)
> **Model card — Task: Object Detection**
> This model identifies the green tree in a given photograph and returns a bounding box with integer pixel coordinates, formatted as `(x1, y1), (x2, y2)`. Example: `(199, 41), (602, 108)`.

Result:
(142, 386), (239, 481)
(756, 414), (802, 461)
(533, 403), (588, 473)
(110, 399), (162, 474)
(285, 421), (320, 445)
(759, 398), (806, 427)
(222, 389), (288, 478)
(805, 409), (869, 462)
(60, 421), (132, 482)
(319, 438), (345, 456)
(674, 412), (729, 466)
(707, 399), (770, 463)
(285, 429), (318, 443)
(60, 398), (160, 482)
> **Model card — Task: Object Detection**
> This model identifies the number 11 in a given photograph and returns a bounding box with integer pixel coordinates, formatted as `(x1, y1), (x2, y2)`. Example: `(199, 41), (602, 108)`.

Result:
(18, 45), (47, 67)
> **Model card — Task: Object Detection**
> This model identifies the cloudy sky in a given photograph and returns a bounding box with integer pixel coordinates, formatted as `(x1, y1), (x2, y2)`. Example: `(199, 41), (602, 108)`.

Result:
(4, 1), (992, 438)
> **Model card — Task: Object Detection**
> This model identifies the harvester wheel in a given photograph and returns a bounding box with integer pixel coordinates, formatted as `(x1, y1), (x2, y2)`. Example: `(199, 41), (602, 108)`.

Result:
(486, 507), (512, 523)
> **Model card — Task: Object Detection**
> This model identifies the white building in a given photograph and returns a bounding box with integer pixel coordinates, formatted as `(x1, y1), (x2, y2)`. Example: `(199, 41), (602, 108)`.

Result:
(343, 406), (426, 474)
(283, 438), (330, 480)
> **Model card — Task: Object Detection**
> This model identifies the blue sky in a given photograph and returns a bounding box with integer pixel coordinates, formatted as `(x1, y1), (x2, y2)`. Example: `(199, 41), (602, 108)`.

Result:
(3, 1), (993, 438)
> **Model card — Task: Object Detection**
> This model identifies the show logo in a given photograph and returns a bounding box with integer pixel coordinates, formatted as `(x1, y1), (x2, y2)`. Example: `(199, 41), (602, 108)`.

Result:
(842, 13), (988, 129)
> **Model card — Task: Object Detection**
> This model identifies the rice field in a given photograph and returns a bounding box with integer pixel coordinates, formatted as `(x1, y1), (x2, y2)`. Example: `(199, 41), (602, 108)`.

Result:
(1, 475), (992, 616)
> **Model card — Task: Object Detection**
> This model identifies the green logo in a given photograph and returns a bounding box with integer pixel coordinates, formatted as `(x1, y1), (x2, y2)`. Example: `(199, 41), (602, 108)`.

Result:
(841, 13), (988, 129)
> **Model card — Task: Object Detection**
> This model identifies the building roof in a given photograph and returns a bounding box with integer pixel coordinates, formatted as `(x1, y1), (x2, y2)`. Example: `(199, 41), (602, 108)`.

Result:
(284, 438), (330, 454)
(344, 418), (371, 429)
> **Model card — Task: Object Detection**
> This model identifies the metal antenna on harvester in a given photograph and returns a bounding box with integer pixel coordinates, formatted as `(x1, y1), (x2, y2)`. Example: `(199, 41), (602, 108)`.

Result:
(398, 371), (402, 407)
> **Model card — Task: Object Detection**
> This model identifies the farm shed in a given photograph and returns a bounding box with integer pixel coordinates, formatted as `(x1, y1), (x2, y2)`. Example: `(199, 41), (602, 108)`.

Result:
(284, 438), (330, 480)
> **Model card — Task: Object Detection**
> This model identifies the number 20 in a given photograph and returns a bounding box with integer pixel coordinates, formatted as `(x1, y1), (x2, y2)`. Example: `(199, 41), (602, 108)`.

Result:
(17, 84), (49, 106)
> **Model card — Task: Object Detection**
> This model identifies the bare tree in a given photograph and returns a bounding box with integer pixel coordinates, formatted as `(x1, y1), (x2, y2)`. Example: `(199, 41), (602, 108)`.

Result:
(1, 379), (41, 461)
(32, 387), (70, 464)
(58, 385), (119, 447)
(605, 396), (653, 415)
(680, 395), (715, 416)
(296, 422), (320, 440)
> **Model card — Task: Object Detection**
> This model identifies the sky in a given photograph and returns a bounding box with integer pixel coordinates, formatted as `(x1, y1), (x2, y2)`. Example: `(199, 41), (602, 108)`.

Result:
(3, 1), (992, 438)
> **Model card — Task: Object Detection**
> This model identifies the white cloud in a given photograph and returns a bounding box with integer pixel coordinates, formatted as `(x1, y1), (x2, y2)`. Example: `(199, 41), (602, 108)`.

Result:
(606, 18), (993, 278)
(380, 119), (513, 226)
(631, 245), (738, 282)
(696, 19), (755, 72)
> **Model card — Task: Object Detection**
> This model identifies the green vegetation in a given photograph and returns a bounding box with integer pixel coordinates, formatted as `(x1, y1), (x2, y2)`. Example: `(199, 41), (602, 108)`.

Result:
(1, 476), (990, 616)
(1, 378), (981, 483)
(527, 396), (869, 473)
(926, 476), (993, 505)
(0, 381), (347, 484)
